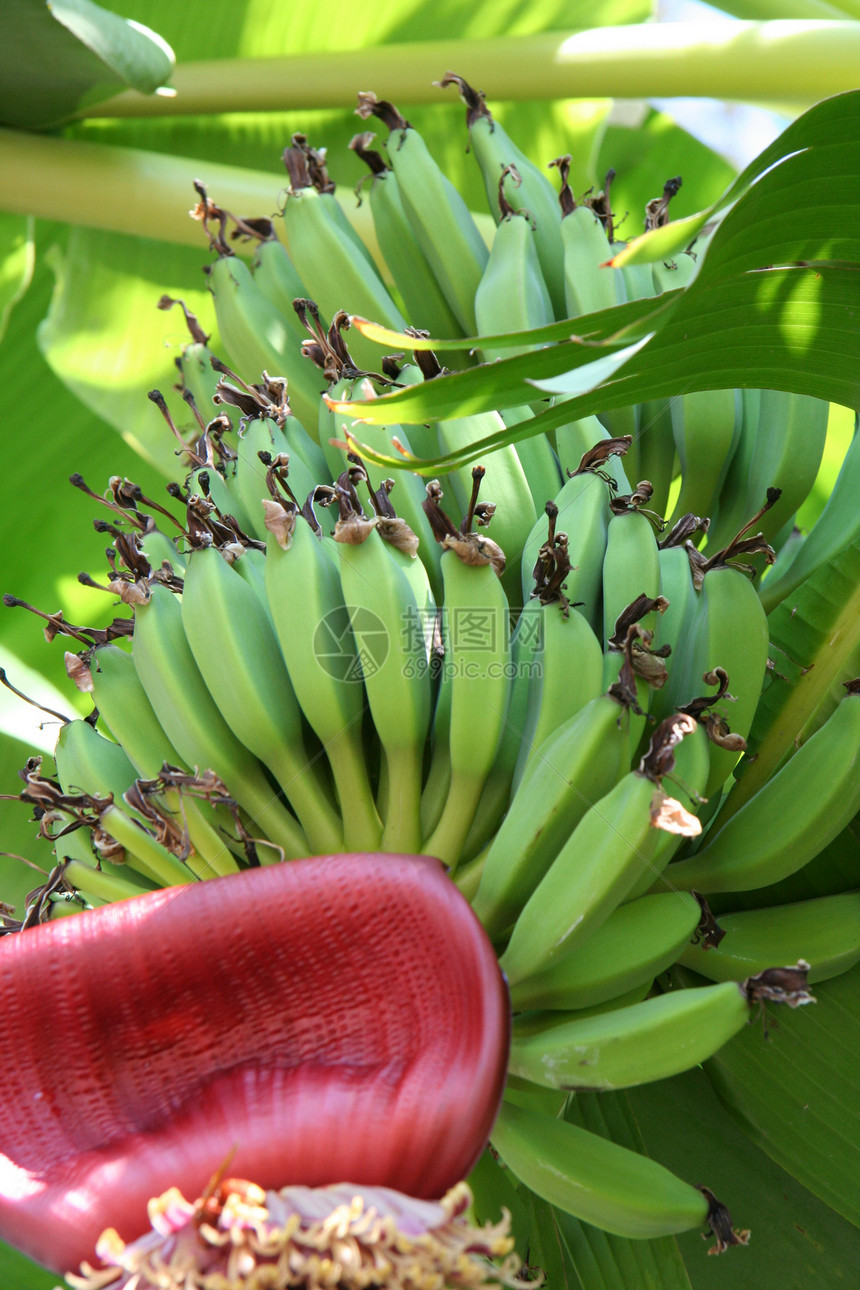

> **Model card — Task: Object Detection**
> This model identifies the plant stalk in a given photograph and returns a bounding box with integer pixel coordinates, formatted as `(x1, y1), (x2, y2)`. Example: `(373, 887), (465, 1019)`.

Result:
(78, 21), (860, 118)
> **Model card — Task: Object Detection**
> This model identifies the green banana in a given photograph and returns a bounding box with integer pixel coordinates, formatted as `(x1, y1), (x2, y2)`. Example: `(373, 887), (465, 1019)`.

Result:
(89, 641), (184, 779)
(438, 72), (566, 319)
(204, 252), (322, 435)
(509, 890), (705, 1013)
(520, 461), (612, 636)
(624, 713), (711, 901)
(471, 690), (633, 940)
(601, 504), (662, 682)
(668, 387), (739, 528)
(263, 493), (383, 851)
(513, 504), (604, 786)
(679, 891), (860, 984)
(132, 582), (308, 859)
(434, 409), (537, 601)
(53, 720), (195, 889)
(355, 92), (489, 333)
(492, 1100), (717, 1241)
(509, 978), (788, 1092)
(707, 390), (829, 556)
(231, 415), (318, 542)
(663, 684), (860, 894)
(554, 413), (632, 492)
(348, 132), (465, 340)
(650, 251), (740, 526)
(52, 719), (184, 886)
(671, 530), (773, 797)
(421, 486), (512, 869)
(333, 471), (432, 853)
(280, 139), (406, 373)
(473, 166), (555, 362)
(180, 544), (344, 853)
(499, 715), (702, 986)
(499, 404), (563, 519)
(552, 158), (639, 460)
(553, 156), (625, 317)
(760, 416), (860, 613)
(249, 232), (310, 330)
(87, 643), (243, 879)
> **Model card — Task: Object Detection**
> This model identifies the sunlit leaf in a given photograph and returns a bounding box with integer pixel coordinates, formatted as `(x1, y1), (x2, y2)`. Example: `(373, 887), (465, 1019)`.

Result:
(0, 212), (34, 343)
(613, 88), (860, 265)
(37, 226), (218, 475)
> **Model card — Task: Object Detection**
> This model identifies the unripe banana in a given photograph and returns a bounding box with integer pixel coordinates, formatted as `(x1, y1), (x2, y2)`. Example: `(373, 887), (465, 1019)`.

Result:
(509, 980), (758, 1091)
(264, 510), (383, 852)
(53, 721), (195, 889)
(204, 254), (321, 435)
(500, 713), (703, 985)
(679, 891), (860, 984)
(471, 691), (632, 939)
(601, 507), (662, 672)
(434, 410), (537, 599)
(492, 1100), (714, 1241)
(334, 495), (432, 853)
(515, 600), (604, 787)
(249, 233), (310, 329)
(520, 465), (611, 636)
(438, 72), (566, 319)
(474, 169), (555, 362)
(498, 767), (662, 986)
(348, 132), (465, 340)
(132, 582), (308, 859)
(707, 390), (830, 556)
(180, 545), (344, 853)
(356, 92), (489, 333)
(422, 524), (512, 870)
(280, 139), (406, 373)
(680, 559), (770, 797)
(664, 684), (860, 894)
(509, 890), (704, 1013)
(760, 418), (860, 613)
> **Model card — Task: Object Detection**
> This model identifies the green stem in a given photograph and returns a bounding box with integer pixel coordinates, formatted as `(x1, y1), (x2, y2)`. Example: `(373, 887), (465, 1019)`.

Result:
(0, 127), (377, 250)
(63, 858), (156, 904)
(79, 22), (856, 119)
(99, 805), (196, 887)
(327, 728), (384, 853)
(380, 745), (424, 854)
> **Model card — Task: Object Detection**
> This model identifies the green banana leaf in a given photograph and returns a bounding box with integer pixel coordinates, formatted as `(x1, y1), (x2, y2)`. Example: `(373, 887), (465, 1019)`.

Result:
(0, 0), (173, 130)
(701, 962), (860, 1229)
(0, 213), (34, 343)
(629, 1066), (860, 1289)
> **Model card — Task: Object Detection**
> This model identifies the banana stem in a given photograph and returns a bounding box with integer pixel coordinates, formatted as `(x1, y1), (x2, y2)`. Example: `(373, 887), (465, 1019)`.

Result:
(62, 859), (157, 904)
(380, 746), (425, 854)
(99, 805), (196, 887)
(268, 753), (346, 855)
(0, 128), (376, 252)
(325, 729), (384, 852)
(422, 770), (487, 873)
(78, 23), (852, 119)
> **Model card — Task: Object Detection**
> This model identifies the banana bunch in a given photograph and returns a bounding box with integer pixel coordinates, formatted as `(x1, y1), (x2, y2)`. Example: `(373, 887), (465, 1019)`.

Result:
(4, 71), (860, 1278)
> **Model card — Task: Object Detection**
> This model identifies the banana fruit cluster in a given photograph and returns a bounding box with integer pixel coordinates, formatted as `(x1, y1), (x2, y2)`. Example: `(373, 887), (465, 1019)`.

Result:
(5, 74), (860, 1263)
